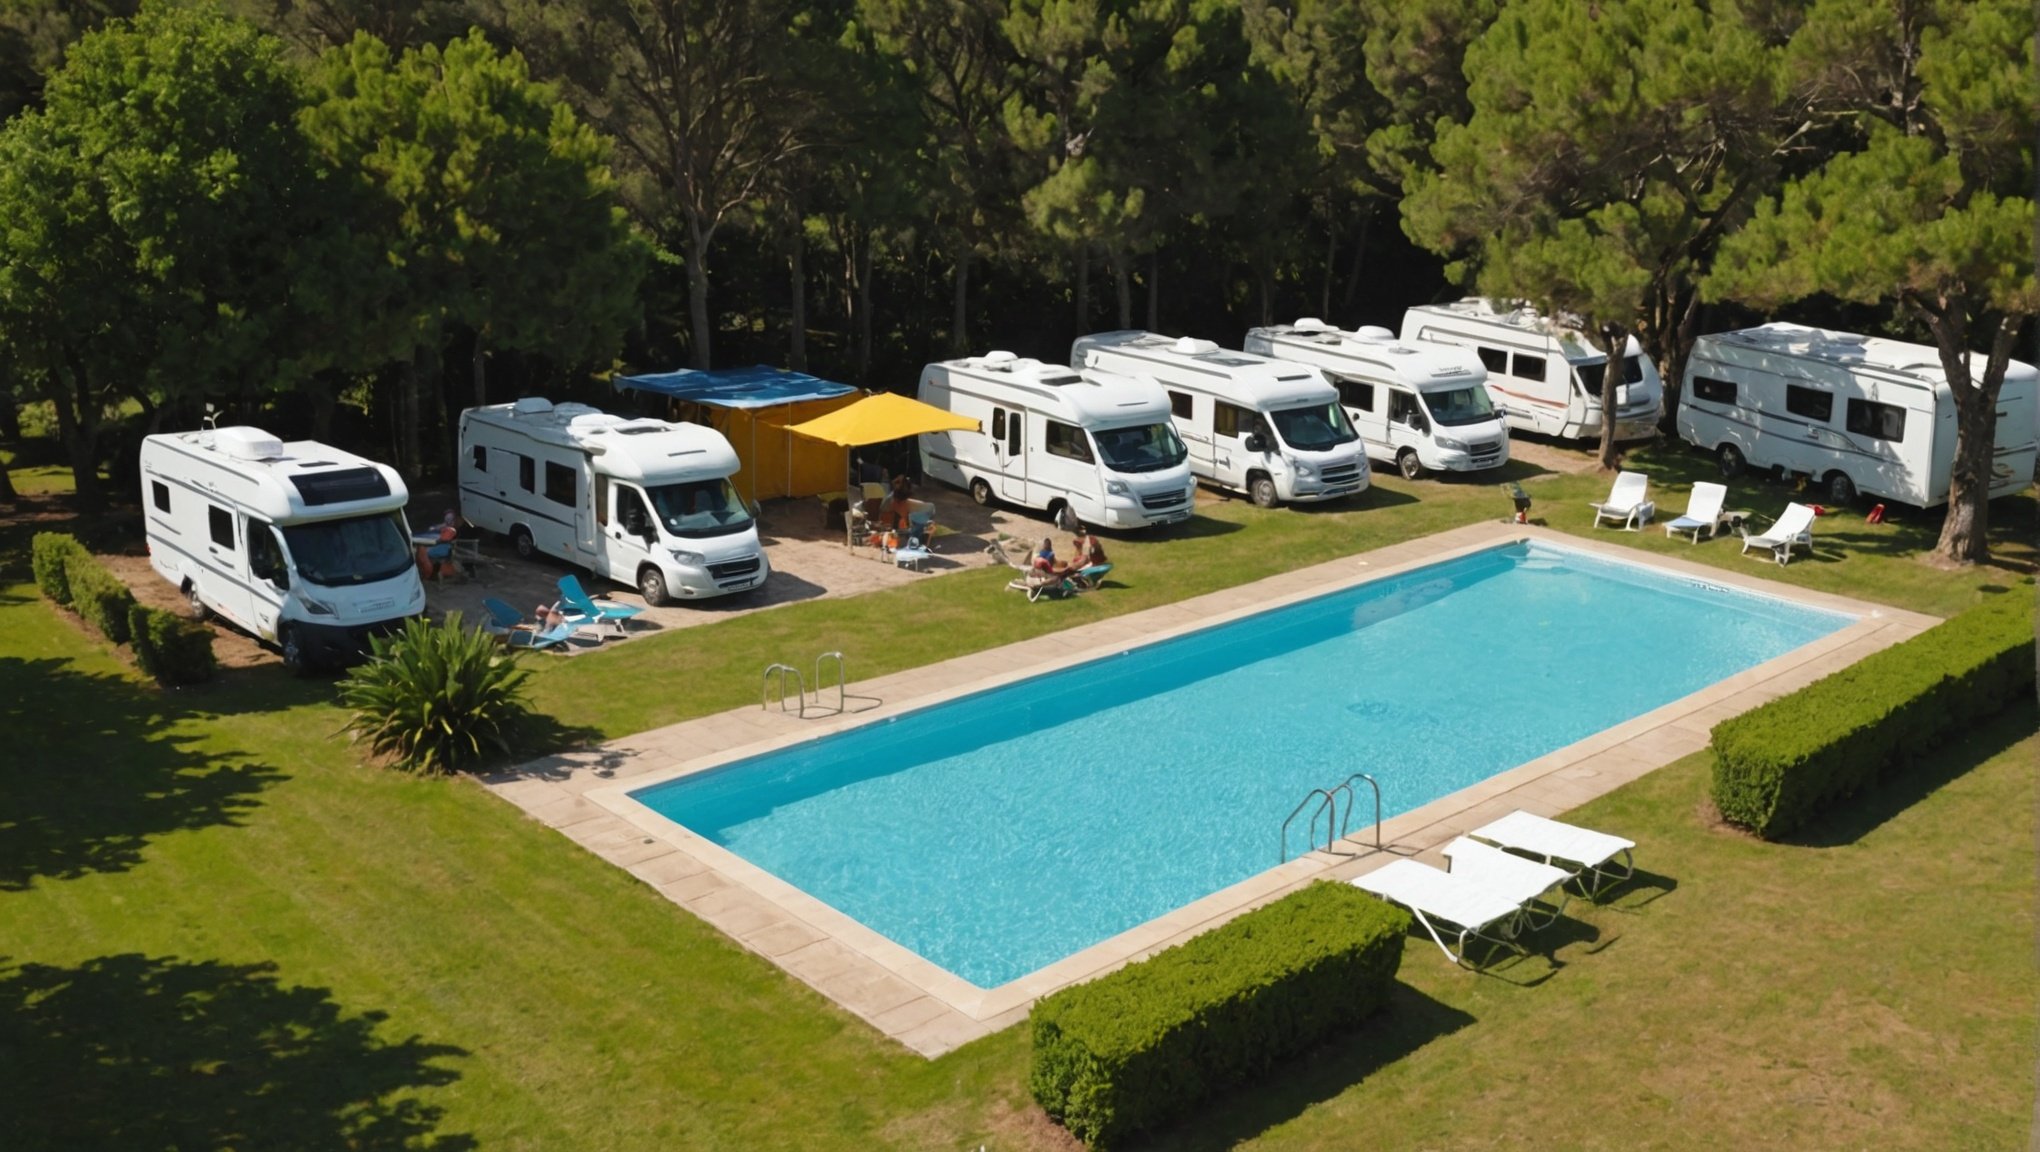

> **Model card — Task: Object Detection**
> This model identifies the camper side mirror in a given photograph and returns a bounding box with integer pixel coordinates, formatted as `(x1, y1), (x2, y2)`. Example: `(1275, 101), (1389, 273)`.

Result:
(1243, 432), (1268, 453)
(1409, 415), (1429, 434)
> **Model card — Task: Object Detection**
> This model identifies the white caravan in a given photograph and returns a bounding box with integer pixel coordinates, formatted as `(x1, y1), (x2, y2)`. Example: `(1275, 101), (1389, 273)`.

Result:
(1245, 318), (1510, 480)
(458, 398), (768, 605)
(917, 352), (1197, 529)
(1677, 323), (2040, 507)
(1399, 298), (1663, 441)
(1069, 331), (1370, 507)
(139, 426), (425, 671)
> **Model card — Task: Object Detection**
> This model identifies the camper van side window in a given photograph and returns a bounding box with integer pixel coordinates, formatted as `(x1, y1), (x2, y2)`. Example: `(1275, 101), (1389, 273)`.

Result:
(1691, 376), (1736, 404)
(518, 455), (535, 493)
(1168, 391), (1192, 419)
(151, 481), (171, 513)
(471, 445), (487, 473)
(1045, 420), (1093, 462)
(544, 461), (576, 506)
(1006, 412), (1023, 455)
(1785, 385), (1833, 423)
(1511, 352), (1544, 382)
(1476, 347), (1509, 375)
(1846, 398), (1906, 443)
(1214, 402), (1245, 439)
(208, 505), (234, 549)
(992, 409), (1006, 440)
(1333, 377), (1375, 412)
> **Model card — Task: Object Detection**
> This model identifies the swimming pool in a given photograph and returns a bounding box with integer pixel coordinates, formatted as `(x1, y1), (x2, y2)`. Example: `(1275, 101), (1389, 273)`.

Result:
(632, 541), (1851, 988)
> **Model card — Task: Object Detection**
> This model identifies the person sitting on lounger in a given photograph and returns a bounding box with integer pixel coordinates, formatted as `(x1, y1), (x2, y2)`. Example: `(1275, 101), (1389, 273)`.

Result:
(1069, 522), (1106, 568)
(1032, 538), (1073, 579)
(533, 602), (567, 631)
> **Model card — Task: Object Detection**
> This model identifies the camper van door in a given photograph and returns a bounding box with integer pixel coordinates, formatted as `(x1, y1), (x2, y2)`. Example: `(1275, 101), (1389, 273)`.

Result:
(199, 500), (257, 630)
(1212, 400), (1263, 494)
(992, 406), (1027, 500)
(244, 515), (288, 639)
(601, 482), (661, 584)
(1166, 388), (1215, 480)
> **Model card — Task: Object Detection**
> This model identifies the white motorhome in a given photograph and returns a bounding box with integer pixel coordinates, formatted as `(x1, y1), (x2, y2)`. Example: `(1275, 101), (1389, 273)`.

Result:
(1677, 323), (2040, 507)
(1245, 318), (1510, 480)
(458, 398), (768, 605)
(1399, 298), (1663, 442)
(1069, 331), (1370, 507)
(917, 352), (1197, 529)
(139, 426), (426, 671)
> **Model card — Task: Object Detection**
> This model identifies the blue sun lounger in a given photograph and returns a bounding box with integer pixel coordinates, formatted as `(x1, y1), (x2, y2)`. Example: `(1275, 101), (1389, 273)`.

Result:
(481, 597), (580, 652)
(557, 574), (644, 638)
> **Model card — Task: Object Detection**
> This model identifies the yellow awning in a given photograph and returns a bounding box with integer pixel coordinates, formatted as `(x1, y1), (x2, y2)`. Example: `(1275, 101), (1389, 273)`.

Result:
(780, 391), (979, 446)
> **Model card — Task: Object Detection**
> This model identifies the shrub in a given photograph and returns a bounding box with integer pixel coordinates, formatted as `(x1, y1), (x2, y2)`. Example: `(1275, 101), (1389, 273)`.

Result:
(1029, 881), (1409, 1149)
(63, 551), (137, 645)
(127, 603), (218, 686)
(338, 614), (531, 774)
(1711, 597), (2037, 838)
(31, 532), (87, 605)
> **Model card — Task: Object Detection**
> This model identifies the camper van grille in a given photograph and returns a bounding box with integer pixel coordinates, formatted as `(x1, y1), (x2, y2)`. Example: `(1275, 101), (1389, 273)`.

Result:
(1319, 462), (1364, 485)
(710, 556), (762, 582)
(1140, 489), (1189, 511)
(1470, 441), (1502, 457)
(290, 467), (392, 506)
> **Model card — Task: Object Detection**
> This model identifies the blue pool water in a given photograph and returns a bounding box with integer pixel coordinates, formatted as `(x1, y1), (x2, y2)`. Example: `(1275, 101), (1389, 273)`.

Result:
(633, 542), (1850, 987)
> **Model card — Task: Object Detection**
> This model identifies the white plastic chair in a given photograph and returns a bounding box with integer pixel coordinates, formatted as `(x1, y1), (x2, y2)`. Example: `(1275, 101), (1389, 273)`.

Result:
(1470, 810), (1636, 897)
(1589, 470), (1654, 529)
(1740, 502), (1816, 565)
(1350, 850), (1569, 966)
(1662, 482), (1728, 543)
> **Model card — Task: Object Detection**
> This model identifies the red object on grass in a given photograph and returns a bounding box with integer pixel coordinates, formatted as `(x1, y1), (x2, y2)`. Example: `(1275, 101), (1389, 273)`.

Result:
(1867, 503), (1886, 524)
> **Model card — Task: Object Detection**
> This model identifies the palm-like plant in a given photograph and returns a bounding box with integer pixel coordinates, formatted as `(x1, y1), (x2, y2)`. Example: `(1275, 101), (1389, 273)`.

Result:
(338, 614), (533, 774)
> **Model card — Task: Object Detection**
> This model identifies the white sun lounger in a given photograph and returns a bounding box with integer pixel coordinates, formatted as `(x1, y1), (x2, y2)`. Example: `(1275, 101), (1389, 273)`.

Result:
(1662, 481), (1728, 543)
(1589, 470), (1654, 529)
(1350, 851), (1567, 967)
(1441, 836), (1572, 930)
(1470, 809), (1636, 896)
(1740, 502), (1816, 565)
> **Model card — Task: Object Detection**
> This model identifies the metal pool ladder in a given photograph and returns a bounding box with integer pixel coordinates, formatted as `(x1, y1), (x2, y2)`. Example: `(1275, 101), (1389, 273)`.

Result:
(761, 651), (882, 719)
(1279, 773), (1384, 864)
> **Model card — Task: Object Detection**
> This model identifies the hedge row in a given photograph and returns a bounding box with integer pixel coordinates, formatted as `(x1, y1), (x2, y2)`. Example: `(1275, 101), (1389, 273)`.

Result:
(29, 531), (215, 685)
(1711, 596), (2036, 838)
(1029, 881), (1409, 1149)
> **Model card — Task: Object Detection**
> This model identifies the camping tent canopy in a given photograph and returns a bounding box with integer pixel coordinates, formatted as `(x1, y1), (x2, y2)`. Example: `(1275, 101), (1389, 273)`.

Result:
(611, 366), (860, 500)
(612, 365), (854, 408)
(781, 391), (979, 446)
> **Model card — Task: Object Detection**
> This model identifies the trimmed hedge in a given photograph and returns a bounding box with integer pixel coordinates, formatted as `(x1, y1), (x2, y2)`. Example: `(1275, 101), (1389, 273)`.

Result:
(1711, 596), (2037, 838)
(64, 550), (137, 645)
(31, 532), (87, 605)
(127, 603), (218, 686)
(1029, 881), (1409, 1149)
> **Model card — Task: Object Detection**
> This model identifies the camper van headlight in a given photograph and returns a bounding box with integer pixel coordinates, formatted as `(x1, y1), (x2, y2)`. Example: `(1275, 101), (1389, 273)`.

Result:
(669, 548), (705, 567)
(300, 595), (338, 616)
(1286, 456), (1315, 479)
(1435, 435), (1469, 452)
(1105, 479), (1130, 496)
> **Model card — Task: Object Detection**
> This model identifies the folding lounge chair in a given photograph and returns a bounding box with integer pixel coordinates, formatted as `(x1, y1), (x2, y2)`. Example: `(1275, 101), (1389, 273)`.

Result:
(1069, 562), (1113, 591)
(556, 574), (644, 638)
(481, 597), (580, 651)
(1349, 854), (1565, 967)
(1470, 809), (1636, 897)
(480, 597), (527, 637)
(1662, 481), (1728, 543)
(1007, 568), (1076, 602)
(1589, 470), (1654, 529)
(506, 619), (581, 652)
(1440, 836), (1571, 929)
(1740, 502), (1816, 566)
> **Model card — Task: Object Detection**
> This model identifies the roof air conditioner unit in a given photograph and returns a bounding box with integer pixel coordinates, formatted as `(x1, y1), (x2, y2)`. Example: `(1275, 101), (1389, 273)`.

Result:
(511, 397), (555, 416)
(1172, 336), (1219, 355)
(982, 350), (1018, 370)
(215, 426), (284, 462)
(1353, 325), (1395, 342)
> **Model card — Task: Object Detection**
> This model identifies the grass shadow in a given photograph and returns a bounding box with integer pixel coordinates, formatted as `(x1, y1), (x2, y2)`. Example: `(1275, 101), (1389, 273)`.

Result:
(0, 656), (283, 892)
(1586, 867), (1679, 912)
(1151, 514), (1247, 541)
(1137, 983), (1475, 1152)
(1780, 700), (2039, 849)
(0, 953), (473, 1151)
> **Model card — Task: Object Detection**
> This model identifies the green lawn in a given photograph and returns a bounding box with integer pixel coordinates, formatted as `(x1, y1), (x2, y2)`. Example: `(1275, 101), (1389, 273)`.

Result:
(1, 436), (2034, 1150)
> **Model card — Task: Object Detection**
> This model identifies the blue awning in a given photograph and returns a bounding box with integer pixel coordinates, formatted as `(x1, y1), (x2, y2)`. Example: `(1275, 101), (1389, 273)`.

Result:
(612, 365), (857, 409)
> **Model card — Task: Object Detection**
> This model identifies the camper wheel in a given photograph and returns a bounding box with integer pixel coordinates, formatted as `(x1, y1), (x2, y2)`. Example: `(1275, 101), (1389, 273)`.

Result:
(1248, 473), (1279, 509)
(638, 565), (670, 607)
(969, 478), (994, 507)
(1397, 450), (1424, 482)
(1824, 471), (1857, 505)
(1716, 443), (1746, 479)
(510, 525), (537, 559)
(184, 582), (207, 621)
(279, 626), (311, 677)
(1049, 501), (1075, 532)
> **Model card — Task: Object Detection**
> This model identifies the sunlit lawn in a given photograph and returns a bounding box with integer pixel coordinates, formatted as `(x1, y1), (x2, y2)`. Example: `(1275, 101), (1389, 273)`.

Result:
(1, 432), (2034, 1150)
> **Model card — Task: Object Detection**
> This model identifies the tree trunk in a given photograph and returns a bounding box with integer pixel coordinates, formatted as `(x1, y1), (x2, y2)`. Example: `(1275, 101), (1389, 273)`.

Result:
(1341, 205), (1374, 311)
(1258, 270), (1273, 328)
(1597, 322), (1625, 472)
(398, 354), (422, 480)
(788, 215), (808, 372)
(1147, 249), (1160, 330)
(57, 350), (102, 510)
(1113, 249), (1131, 329)
(1658, 290), (1702, 435)
(1321, 210), (1338, 319)
(0, 392), (19, 441)
(1076, 243), (1090, 334)
(309, 380), (337, 443)
(686, 217), (714, 370)
(1926, 311), (2013, 564)
(950, 248), (970, 355)
(855, 237), (873, 381)
(0, 456), (15, 504)
(472, 335), (487, 410)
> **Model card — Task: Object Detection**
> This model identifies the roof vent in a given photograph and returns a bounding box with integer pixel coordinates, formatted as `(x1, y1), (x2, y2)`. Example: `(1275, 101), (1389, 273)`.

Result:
(214, 426), (284, 462)
(1172, 336), (1220, 355)
(511, 397), (554, 416)
(982, 350), (1018, 370)
(1353, 325), (1395, 343)
(1293, 317), (1329, 332)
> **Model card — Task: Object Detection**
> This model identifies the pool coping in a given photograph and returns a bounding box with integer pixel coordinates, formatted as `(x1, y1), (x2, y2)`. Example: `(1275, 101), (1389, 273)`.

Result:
(480, 521), (1937, 1057)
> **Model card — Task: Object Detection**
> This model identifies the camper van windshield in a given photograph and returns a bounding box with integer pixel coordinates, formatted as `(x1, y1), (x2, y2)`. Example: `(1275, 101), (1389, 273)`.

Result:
(1093, 422), (1188, 473)
(1421, 386), (1497, 426)
(1268, 402), (1359, 451)
(280, 513), (413, 587)
(647, 479), (754, 539)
